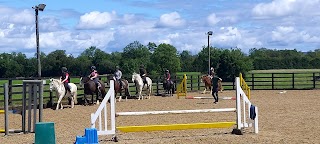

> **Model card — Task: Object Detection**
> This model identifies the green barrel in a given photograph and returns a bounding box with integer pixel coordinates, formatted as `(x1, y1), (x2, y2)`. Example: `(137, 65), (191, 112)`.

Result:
(35, 122), (56, 144)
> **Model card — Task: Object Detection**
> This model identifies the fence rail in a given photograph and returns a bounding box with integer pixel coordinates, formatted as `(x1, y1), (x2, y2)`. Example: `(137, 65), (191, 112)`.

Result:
(1, 72), (320, 108)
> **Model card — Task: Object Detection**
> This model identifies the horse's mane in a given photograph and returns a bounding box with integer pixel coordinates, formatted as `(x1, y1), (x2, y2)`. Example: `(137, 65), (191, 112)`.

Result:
(51, 78), (60, 82)
(132, 72), (140, 77)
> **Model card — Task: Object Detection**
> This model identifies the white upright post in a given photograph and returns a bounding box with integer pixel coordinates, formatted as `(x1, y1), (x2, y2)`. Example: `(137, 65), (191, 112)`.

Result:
(254, 107), (259, 133)
(236, 77), (242, 130)
(110, 80), (116, 133)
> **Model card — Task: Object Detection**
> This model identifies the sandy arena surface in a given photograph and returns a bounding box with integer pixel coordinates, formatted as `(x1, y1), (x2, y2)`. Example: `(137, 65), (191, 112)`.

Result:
(1, 89), (320, 144)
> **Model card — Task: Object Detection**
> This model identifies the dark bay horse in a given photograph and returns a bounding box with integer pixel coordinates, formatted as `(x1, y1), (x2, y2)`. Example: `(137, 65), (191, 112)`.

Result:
(163, 79), (175, 96)
(80, 77), (106, 105)
(201, 75), (223, 94)
(107, 76), (131, 102)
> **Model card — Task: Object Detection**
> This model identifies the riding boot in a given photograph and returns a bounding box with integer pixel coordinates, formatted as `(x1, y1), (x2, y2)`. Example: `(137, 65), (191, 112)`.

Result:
(67, 85), (71, 93)
(96, 83), (101, 93)
(120, 82), (123, 89)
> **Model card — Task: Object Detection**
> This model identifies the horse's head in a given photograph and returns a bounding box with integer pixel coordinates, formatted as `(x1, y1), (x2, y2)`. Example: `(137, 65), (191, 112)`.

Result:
(132, 72), (140, 83)
(79, 76), (90, 87)
(49, 78), (60, 92)
(201, 75), (206, 83)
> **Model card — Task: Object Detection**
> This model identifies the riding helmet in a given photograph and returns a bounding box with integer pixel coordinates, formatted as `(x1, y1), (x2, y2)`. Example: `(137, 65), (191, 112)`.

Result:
(91, 66), (96, 70)
(116, 66), (119, 69)
(61, 67), (68, 72)
(140, 64), (144, 68)
(165, 69), (169, 72)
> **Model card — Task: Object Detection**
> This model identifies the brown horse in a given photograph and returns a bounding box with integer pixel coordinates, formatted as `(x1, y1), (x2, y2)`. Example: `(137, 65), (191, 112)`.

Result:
(79, 77), (106, 105)
(107, 76), (131, 102)
(201, 75), (223, 94)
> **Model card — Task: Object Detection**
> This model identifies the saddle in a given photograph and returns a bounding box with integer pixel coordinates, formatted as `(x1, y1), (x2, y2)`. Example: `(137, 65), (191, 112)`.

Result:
(142, 76), (147, 85)
(118, 80), (125, 89)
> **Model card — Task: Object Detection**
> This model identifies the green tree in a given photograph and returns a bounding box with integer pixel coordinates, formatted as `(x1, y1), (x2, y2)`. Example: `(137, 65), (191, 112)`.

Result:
(179, 50), (195, 72)
(42, 50), (71, 76)
(217, 48), (253, 81)
(121, 41), (152, 74)
(151, 43), (181, 74)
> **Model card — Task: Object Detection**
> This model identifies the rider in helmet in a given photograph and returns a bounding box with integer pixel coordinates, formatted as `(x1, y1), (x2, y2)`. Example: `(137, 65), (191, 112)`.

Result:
(164, 69), (171, 84)
(60, 67), (71, 93)
(209, 67), (215, 79)
(114, 66), (123, 89)
(139, 64), (147, 85)
(89, 66), (101, 91)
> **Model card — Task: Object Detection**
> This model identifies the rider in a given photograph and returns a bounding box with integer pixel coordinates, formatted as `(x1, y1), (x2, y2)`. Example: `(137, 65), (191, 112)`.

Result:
(60, 67), (71, 93)
(139, 64), (147, 85)
(89, 66), (101, 92)
(211, 72), (222, 104)
(164, 69), (172, 85)
(209, 67), (215, 79)
(114, 66), (123, 89)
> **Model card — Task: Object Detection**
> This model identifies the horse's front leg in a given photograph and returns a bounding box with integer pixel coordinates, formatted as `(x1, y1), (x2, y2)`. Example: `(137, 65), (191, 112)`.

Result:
(202, 87), (207, 94)
(118, 92), (122, 102)
(95, 93), (100, 105)
(83, 94), (89, 106)
(56, 94), (64, 110)
(138, 87), (142, 100)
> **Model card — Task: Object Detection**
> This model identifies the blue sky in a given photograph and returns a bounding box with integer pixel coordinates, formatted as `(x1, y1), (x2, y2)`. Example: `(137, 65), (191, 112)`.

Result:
(1, 0), (320, 57)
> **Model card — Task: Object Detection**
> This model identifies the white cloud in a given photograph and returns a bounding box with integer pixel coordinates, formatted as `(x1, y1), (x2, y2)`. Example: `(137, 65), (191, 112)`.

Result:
(271, 26), (320, 44)
(2, 1), (320, 57)
(207, 13), (220, 25)
(156, 12), (186, 27)
(76, 11), (116, 29)
(0, 7), (34, 25)
(252, 0), (320, 18)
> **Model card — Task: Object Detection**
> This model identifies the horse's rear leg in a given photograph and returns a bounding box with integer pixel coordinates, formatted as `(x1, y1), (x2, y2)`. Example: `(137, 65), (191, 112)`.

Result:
(125, 89), (130, 101)
(70, 97), (74, 108)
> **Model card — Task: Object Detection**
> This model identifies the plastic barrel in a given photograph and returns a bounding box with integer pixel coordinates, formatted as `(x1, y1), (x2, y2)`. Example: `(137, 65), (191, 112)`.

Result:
(35, 122), (56, 144)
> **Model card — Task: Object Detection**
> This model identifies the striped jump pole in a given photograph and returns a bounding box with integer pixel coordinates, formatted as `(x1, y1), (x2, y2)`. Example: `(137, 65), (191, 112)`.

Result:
(116, 108), (236, 116)
(186, 96), (236, 100)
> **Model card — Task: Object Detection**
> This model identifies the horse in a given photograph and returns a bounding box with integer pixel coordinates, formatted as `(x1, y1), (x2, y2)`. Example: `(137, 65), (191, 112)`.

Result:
(163, 79), (175, 96)
(201, 75), (223, 94)
(49, 78), (78, 110)
(107, 76), (131, 102)
(132, 72), (152, 100)
(79, 76), (106, 105)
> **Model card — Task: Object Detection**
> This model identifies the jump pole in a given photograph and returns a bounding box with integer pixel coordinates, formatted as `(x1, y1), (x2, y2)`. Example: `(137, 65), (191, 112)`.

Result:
(186, 96), (236, 100)
(116, 108), (236, 116)
(117, 122), (236, 132)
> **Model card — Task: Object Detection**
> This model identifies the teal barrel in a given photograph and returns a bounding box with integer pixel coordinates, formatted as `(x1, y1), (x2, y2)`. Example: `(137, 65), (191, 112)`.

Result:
(35, 122), (56, 144)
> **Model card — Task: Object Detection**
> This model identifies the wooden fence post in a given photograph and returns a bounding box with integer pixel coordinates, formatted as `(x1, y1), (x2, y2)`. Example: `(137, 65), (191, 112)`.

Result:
(156, 76), (159, 95)
(292, 73), (295, 89)
(251, 73), (255, 90)
(197, 75), (200, 90)
(313, 73), (316, 89)
(190, 75), (193, 91)
(8, 79), (12, 107)
(271, 73), (274, 89)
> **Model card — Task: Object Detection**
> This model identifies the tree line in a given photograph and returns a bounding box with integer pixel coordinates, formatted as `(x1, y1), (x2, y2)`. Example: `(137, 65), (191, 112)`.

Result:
(1, 41), (320, 81)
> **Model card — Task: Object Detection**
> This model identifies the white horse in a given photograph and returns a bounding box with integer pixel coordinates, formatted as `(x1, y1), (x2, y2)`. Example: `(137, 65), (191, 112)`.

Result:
(49, 78), (78, 110)
(132, 72), (152, 100)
